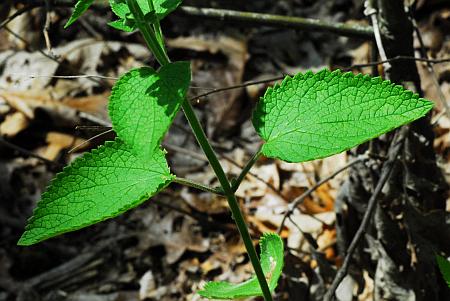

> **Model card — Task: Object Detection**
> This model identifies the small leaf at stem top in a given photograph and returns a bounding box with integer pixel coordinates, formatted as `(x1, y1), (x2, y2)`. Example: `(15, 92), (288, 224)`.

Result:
(109, 0), (182, 23)
(252, 69), (433, 163)
(64, 0), (95, 28)
(198, 233), (284, 299)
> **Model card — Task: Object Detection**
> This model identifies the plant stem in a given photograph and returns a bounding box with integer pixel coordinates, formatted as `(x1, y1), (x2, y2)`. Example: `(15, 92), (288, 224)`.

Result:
(146, 0), (166, 51)
(127, 0), (169, 66)
(181, 99), (273, 301)
(126, 2), (272, 299)
(231, 148), (262, 193)
(173, 177), (224, 195)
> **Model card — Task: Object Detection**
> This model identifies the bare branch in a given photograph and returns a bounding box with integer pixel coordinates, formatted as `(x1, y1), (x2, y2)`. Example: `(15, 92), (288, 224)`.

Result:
(323, 128), (407, 301)
(277, 154), (369, 234)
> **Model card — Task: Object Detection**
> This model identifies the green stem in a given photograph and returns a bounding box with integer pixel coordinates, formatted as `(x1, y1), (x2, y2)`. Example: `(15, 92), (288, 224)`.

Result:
(127, 0), (169, 66)
(173, 177), (224, 195)
(146, 0), (165, 51)
(231, 148), (262, 193)
(126, 2), (272, 299)
(181, 99), (273, 301)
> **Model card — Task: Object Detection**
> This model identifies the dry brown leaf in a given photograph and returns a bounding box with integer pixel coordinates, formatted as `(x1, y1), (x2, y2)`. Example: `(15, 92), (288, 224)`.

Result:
(0, 111), (28, 137)
(168, 35), (248, 137)
(36, 132), (86, 161)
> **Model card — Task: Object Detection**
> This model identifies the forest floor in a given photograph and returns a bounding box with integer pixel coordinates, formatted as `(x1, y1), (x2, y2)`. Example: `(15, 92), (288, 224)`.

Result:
(0, 1), (449, 300)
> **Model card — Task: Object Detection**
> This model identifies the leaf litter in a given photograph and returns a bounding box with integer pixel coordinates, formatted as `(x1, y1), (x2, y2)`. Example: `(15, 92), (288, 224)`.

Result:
(0, 1), (449, 301)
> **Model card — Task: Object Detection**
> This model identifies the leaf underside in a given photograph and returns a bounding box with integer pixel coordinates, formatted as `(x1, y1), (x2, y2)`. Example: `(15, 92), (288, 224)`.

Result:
(198, 233), (284, 299)
(252, 69), (433, 163)
(64, 0), (95, 28)
(108, 0), (182, 31)
(436, 255), (450, 287)
(108, 61), (190, 159)
(18, 139), (173, 246)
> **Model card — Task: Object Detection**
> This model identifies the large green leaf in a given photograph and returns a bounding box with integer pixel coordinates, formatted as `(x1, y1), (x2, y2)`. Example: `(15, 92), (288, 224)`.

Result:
(109, 62), (190, 159)
(64, 0), (95, 28)
(18, 139), (173, 246)
(436, 254), (450, 287)
(252, 69), (433, 163)
(198, 233), (284, 299)
(109, 0), (182, 20)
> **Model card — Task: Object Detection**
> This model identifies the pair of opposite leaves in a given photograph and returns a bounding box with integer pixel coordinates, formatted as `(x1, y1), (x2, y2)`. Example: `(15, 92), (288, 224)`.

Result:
(18, 67), (433, 245)
(17, 65), (432, 299)
(65, 0), (182, 31)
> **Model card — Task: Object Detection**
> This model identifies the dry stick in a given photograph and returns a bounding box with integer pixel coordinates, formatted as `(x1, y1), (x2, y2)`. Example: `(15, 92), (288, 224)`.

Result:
(410, 18), (450, 122)
(364, 2), (390, 68)
(177, 6), (374, 39)
(323, 129), (406, 301)
(3, 26), (107, 88)
(0, 4), (36, 30)
(277, 155), (369, 234)
(43, 0), (53, 54)
(0, 136), (61, 168)
(189, 56), (450, 102)
(8, 1), (375, 39)
(324, 3), (394, 299)
(29, 74), (119, 80)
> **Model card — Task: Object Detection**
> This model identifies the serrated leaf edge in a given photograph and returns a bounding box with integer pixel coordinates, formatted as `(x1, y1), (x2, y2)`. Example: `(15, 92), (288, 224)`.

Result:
(18, 139), (174, 246)
(253, 68), (433, 163)
(64, 0), (96, 28)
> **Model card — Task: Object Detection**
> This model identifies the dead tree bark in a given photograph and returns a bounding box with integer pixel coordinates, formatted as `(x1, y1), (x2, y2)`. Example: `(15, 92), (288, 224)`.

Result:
(334, 1), (450, 300)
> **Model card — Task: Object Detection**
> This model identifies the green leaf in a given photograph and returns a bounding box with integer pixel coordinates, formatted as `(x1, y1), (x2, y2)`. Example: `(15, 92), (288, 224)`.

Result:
(436, 254), (450, 287)
(18, 139), (173, 246)
(64, 0), (95, 28)
(253, 69), (433, 163)
(109, 0), (182, 21)
(109, 61), (190, 159)
(108, 19), (136, 32)
(198, 233), (284, 299)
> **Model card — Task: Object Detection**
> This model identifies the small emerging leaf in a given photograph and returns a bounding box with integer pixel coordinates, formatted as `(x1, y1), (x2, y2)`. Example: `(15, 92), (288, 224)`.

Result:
(198, 233), (284, 299)
(109, 0), (182, 21)
(252, 69), (433, 163)
(64, 0), (95, 28)
(109, 61), (190, 159)
(436, 254), (450, 287)
(18, 139), (173, 246)
(108, 19), (136, 32)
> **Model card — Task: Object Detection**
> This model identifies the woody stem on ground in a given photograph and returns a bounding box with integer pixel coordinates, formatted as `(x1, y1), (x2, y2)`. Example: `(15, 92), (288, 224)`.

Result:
(128, 1), (273, 300)
(6, 1), (375, 40)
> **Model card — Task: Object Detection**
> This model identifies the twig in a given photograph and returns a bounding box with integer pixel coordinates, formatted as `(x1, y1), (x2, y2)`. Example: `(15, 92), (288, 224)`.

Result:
(349, 55), (450, 69)
(7, 1), (375, 39)
(177, 6), (374, 39)
(409, 13), (450, 121)
(29, 74), (119, 80)
(0, 4), (36, 30)
(190, 75), (285, 102)
(3, 26), (108, 88)
(0, 136), (61, 168)
(188, 56), (450, 102)
(277, 155), (369, 234)
(364, 1), (390, 71)
(43, 0), (53, 54)
(323, 128), (406, 301)
(68, 129), (113, 154)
